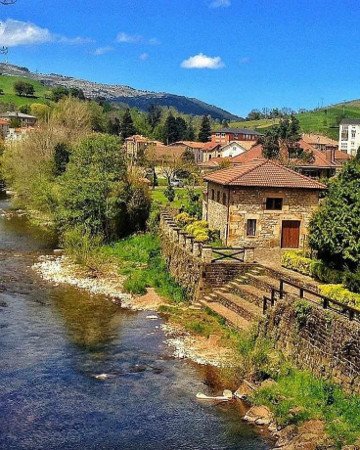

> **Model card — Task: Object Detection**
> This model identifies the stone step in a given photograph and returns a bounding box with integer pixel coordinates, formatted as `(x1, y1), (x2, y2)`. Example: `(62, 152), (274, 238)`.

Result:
(213, 290), (262, 321)
(245, 273), (280, 292)
(199, 299), (252, 331)
(226, 281), (266, 307)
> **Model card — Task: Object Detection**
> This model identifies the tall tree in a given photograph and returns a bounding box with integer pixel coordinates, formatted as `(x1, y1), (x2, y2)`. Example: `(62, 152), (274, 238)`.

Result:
(198, 115), (211, 142)
(120, 108), (137, 140)
(147, 104), (162, 131)
(309, 159), (360, 271)
(163, 113), (178, 144)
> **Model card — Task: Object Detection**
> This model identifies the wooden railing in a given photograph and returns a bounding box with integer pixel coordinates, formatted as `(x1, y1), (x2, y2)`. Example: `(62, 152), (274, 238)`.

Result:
(263, 278), (360, 323)
(211, 247), (253, 263)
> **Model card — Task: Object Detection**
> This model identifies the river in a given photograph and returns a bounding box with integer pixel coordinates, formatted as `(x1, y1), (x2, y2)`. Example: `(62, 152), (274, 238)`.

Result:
(0, 192), (270, 450)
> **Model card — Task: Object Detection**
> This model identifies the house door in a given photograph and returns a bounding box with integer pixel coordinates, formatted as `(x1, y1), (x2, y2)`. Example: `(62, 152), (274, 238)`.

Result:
(281, 221), (300, 248)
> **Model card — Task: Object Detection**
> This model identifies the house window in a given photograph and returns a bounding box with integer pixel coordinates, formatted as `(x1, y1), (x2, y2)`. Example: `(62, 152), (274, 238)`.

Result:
(221, 133), (226, 137)
(217, 191), (220, 203)
(266, 197), (283, 210)
(211, 189), (215, 200)
(222, 192), (227, 205)
(215, 132), (220, 137)
(351, 130), (356, 138)
(246, 219), (257, 237)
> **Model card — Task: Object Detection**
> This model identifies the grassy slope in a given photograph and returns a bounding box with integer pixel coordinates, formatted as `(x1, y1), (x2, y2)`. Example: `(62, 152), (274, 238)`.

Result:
(0, 74), (48, 107)
(229, 103), (360, 140)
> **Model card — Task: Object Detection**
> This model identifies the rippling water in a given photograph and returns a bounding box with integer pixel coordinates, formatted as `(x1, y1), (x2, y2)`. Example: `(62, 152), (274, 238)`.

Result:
(0, 192), (270, 450)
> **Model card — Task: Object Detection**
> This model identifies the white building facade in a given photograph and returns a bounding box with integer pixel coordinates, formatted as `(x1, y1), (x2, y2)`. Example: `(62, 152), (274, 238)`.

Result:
(339, 119), (360, 156)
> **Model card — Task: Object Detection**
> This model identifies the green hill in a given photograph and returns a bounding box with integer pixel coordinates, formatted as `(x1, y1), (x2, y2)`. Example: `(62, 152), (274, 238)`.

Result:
(0, 74), (49, 107)
(229, 102), (360, 140)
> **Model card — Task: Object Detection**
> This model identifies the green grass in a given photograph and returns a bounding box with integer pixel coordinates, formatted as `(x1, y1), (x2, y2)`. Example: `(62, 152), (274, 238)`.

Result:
(101, 233), (187, 302)
(228, 103), (360, 140)
(151, 187), (203, 209)
(0, 74), (49, 107)
(253, 370), (360, 447)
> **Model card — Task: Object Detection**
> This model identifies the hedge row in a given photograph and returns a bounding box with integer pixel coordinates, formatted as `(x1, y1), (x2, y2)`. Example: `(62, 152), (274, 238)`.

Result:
(281, 251), (343, 284)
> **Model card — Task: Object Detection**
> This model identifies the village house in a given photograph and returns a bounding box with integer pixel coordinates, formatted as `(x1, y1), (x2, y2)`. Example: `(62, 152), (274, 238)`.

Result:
(338, 118), (360, 156)
(203, 159), (326, 260)
(301, 133), (339, 151)
(211, 127), (262, 145)
(124, 135), (162, 163)
(0, 112), (37, 128)
(200, 138), (350, 178)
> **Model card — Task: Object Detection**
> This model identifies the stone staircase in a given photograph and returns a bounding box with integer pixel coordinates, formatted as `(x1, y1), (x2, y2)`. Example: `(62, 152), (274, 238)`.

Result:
(199, 266), (281, 331)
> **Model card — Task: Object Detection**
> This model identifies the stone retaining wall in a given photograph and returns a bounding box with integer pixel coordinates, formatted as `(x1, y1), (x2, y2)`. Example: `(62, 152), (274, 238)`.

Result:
(159, 212), (253, 298)
(260, 298), (360, 395)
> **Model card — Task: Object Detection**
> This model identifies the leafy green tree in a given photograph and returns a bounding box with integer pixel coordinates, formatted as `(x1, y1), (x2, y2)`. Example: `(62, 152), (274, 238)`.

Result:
(259, 128), (280, 159)
(9, 117), (21, 128)
(120, 108), (137, 140)
(198, 115), (211, 142)
(69, 87), (85, 100)
(175, 117), (187, 140)
(19, 104), (31, 114)
(54, 143), (71, 176)
(51, 86), (70, 102)
(309, 160), (360, 271)
(13, 81), (34, 97)
(164, 185), (175, 202)
(184, 121), (195, 141)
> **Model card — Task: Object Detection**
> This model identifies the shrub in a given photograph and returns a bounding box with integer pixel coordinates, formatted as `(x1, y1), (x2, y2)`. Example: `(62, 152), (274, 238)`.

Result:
(174, 212), (195, 227)
(344, 270), (360, 294)
(319, 284), (360, 308)
(294, 300), (313, 327)
(164, 185), (175, 202)
(281, 251), (343, 284)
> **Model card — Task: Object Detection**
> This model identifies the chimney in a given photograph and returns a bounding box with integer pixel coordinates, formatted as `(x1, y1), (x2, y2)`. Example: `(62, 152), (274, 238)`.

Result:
(325, 145), (336, 163)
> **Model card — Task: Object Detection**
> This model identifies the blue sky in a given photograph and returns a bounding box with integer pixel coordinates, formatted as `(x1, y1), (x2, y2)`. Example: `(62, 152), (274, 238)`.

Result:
(0, 0), (359, 116)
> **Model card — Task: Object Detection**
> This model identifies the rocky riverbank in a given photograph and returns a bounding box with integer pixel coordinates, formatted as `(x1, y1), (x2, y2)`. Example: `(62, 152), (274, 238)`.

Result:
(33, 254), (236, 368)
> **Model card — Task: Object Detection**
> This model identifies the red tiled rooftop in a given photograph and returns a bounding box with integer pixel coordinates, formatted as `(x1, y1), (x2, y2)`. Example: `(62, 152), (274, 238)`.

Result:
(203, 159), (327, 190)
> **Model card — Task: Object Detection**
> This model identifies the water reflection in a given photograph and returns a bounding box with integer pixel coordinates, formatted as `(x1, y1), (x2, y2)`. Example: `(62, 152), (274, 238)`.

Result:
(51, 287), (131, 350)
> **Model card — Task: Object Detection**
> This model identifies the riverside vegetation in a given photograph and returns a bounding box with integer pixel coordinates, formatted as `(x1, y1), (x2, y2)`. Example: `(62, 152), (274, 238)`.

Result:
(1, 96), (360, 448)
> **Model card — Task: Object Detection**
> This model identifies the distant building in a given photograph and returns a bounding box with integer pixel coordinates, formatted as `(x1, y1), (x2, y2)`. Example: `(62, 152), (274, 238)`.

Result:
(124, 135), (162, 162)
(210, 127), (262, 145)
(302, 133), (338, 151)
(0, 112), (37, 128)
(339, 119), (360, 156)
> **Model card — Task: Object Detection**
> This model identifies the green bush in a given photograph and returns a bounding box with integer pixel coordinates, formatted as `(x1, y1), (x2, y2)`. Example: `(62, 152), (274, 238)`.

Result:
(174, 212), (195, 227)
(294, 300), (313, 327)
(344, 270), (360, 294)
(281, 251), (343, 284)
(319, 284), (360, 308)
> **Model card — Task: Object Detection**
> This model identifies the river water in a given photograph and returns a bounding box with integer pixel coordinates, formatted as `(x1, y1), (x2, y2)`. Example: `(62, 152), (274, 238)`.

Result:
(0, 192), (270, 450)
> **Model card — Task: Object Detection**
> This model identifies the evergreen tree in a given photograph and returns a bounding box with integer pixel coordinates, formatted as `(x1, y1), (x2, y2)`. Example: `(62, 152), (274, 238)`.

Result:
(184, 122), (195, 141)
(198, 115), (211, 142)
(147, 104), (162, 131)
(309, 159), (360, 271)
(163, 113), (178, 144)
(175, 117), (187, 141)
(120, 108), (137, 140)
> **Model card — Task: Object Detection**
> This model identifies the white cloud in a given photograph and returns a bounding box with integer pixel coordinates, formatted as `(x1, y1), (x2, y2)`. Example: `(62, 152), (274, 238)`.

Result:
(0, 19), (52, 47)
(0, 19), (93, 47)
(116, 32), (142, 43)
(139, 52), (149, 61)
(209, 0), (231, 8)
(93, 46), (113, 56)
(181, 53), (225, 69)
(116, 32), (160, 45)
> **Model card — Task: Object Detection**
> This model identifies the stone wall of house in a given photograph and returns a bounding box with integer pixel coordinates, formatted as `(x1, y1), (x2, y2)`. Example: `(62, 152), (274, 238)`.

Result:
(260, 298), (360, 395)
(204, 182), (230, 241)
(159, 212), (254, 299)
(229, 187), (319, 250)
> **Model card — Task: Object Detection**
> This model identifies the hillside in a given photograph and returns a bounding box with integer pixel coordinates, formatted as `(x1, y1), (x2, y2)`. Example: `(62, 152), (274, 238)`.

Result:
(0, 63), (239, 120)
(229, 102), (360, 140)
(0, 74), (48, 107)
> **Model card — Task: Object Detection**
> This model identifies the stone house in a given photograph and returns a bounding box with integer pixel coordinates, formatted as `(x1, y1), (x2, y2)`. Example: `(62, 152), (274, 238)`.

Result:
(0, 112), (37, 127)
(203, 159), (326, 260)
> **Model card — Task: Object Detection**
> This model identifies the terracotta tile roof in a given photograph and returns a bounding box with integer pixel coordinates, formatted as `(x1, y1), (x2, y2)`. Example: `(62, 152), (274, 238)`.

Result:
(198, 157), (230, 168)
(201, 142), (221, 152)
(204, 159), (327, 190)
(0, 119), (9, 125)
(170, 141), (206, 149)
(231, 144), (264, 164)
(334, 150), (351, 161)
(152, 144), (184, 160)
(301, 133), (338, 147)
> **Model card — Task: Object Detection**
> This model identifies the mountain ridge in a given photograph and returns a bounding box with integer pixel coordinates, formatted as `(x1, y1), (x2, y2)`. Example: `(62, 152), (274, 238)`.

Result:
(0, 63), (240, 120)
